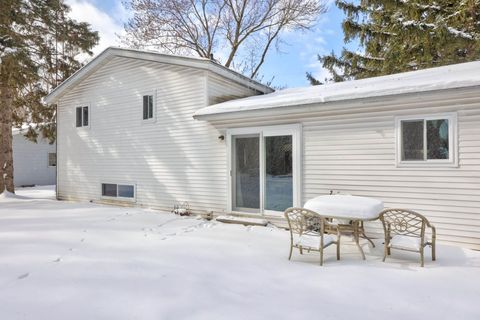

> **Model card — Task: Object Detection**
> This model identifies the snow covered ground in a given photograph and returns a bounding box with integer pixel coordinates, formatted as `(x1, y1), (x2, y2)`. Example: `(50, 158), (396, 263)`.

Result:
(0, 186), (479, 320)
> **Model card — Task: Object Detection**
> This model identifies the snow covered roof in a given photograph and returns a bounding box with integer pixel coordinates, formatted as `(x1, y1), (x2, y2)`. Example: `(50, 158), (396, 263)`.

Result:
(194, 60), (480, 118)
(44, 47), (273, 104)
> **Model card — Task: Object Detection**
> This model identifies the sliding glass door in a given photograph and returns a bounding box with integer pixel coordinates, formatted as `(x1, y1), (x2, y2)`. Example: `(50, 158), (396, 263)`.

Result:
(264, 135), (293, 212)
(229, 125), (300, 215)
(233, 135), (260, 212)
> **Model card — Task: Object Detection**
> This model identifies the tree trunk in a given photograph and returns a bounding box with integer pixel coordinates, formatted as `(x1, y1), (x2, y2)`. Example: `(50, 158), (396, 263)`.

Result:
(0, 82), (15, 194)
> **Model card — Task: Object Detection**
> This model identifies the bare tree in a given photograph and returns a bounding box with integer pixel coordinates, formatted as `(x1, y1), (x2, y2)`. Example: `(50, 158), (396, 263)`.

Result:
(122, 0), (326, 78)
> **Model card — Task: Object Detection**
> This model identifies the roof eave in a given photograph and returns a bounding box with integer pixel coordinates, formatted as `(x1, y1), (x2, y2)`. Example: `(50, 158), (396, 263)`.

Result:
(193, 85), (480, 121)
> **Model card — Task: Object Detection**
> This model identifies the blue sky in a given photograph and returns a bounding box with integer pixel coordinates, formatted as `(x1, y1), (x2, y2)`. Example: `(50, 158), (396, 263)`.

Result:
(65, 0), (353, 88)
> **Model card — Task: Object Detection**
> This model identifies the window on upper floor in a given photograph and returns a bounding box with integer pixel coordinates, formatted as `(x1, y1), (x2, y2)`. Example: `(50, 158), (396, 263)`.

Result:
(396, 113), (457, 167)
(143, 95), (154, 120)
(76, 106), (89, 127)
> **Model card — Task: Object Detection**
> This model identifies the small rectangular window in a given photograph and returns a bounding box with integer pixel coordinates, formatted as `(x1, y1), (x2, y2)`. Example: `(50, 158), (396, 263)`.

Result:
(48, 153), (57, 167)
(427, 119), (449, 160)
(101, 183), (135, 199)
(401, 120), (424, 161)
(83, 106), (89, 126)
(397, 113), (456, 166)
(76, 106), (89, 127)
(143, 95), (154, 120)
(102, 183), (117, 197)
(76, 107), (83, 127)
(118, 185), (134, 198)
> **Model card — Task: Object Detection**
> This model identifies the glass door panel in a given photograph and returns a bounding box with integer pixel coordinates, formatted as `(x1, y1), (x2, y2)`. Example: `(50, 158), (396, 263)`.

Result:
(264, 135), (293, 212)
(233, 136), (260, 211)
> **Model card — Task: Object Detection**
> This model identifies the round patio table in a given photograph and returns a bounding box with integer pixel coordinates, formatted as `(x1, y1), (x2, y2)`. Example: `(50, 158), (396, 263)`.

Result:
(304, 195), (384, 260)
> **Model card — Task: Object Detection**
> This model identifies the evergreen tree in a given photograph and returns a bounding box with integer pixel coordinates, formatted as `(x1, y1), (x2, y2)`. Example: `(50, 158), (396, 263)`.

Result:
(308, 0), (480, 83)
(0, 0), (98, 193)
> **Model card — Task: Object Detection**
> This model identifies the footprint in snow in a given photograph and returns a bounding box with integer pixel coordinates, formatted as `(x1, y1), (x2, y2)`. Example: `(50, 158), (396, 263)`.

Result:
(53, 258), (61, 263)
(18, 273), (29, 280)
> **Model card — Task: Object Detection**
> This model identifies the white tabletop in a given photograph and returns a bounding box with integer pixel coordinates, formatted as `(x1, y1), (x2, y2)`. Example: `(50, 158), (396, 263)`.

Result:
(304, 195), (384, 220)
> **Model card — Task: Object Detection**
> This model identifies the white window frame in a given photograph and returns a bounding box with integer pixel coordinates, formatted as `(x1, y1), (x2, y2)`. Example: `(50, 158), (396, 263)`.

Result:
(75, 103), (91, 129)
(226, 123), (302, 216)
(47, 152), (56, 167)
(100, 183), (136, 201)
(395, 112), (458, 167)
(141, 91), (156, 123)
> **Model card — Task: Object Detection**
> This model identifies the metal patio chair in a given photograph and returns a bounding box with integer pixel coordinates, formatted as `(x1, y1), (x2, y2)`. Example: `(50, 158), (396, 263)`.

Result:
(284, 207), (341, 266)
(379, 208), (436, 267)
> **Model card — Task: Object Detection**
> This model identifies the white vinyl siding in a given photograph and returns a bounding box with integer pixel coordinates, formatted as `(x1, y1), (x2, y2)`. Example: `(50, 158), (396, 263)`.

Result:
(207, 73), (265, 105)
(56, 56), (260, 213)
(204, 87), (480, 250)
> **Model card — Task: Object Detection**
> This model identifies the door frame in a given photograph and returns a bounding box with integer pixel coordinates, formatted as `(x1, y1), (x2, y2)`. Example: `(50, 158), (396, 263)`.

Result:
(226, 123), (302, 216)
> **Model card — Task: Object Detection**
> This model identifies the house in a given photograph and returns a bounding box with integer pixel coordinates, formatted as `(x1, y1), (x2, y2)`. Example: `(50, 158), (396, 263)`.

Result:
(45, 47), (480, 250)
(13, 127), (56, 187)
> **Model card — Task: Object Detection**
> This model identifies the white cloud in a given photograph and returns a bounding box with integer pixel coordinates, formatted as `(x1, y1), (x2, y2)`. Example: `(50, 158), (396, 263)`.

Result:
(65, 0), (126, 58)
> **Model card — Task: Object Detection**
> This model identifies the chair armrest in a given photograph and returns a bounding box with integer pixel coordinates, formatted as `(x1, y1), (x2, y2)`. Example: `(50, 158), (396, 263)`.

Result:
(424, 219), (436, 234)
(427, 223), (436, 244)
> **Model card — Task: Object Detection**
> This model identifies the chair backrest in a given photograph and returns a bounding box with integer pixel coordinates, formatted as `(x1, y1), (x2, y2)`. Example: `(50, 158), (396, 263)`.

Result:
(379, 208), (427, 238)
(284, 207), (326, 237)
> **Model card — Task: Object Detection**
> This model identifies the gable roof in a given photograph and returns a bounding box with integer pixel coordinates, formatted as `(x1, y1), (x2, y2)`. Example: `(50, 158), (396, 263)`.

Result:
(194, 60), (480, 119)
(44, 47), (273, 104)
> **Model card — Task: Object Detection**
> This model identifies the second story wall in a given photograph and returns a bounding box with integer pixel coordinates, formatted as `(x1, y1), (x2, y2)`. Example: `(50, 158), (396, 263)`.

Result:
(56, 56), (230, 212)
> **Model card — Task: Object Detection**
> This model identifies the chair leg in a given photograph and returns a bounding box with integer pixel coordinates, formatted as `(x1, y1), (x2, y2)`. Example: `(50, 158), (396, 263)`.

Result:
(320, 248), (324, 266)
(420, 248), (425, 267)
(383, 240), (388, 262)
(336, 242), (340, 261)
(288, 244), (293, 260)
(299, 247), (303, 255)
(432, 243), (436, 261)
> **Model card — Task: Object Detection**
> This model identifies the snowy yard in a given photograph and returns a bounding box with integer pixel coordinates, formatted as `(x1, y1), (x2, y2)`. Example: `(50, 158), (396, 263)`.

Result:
(0, 187), (479, 320)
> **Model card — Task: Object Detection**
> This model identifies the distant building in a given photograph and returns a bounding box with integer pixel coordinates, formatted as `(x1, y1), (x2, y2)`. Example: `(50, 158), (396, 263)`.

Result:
(13, 128), (56, 187)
